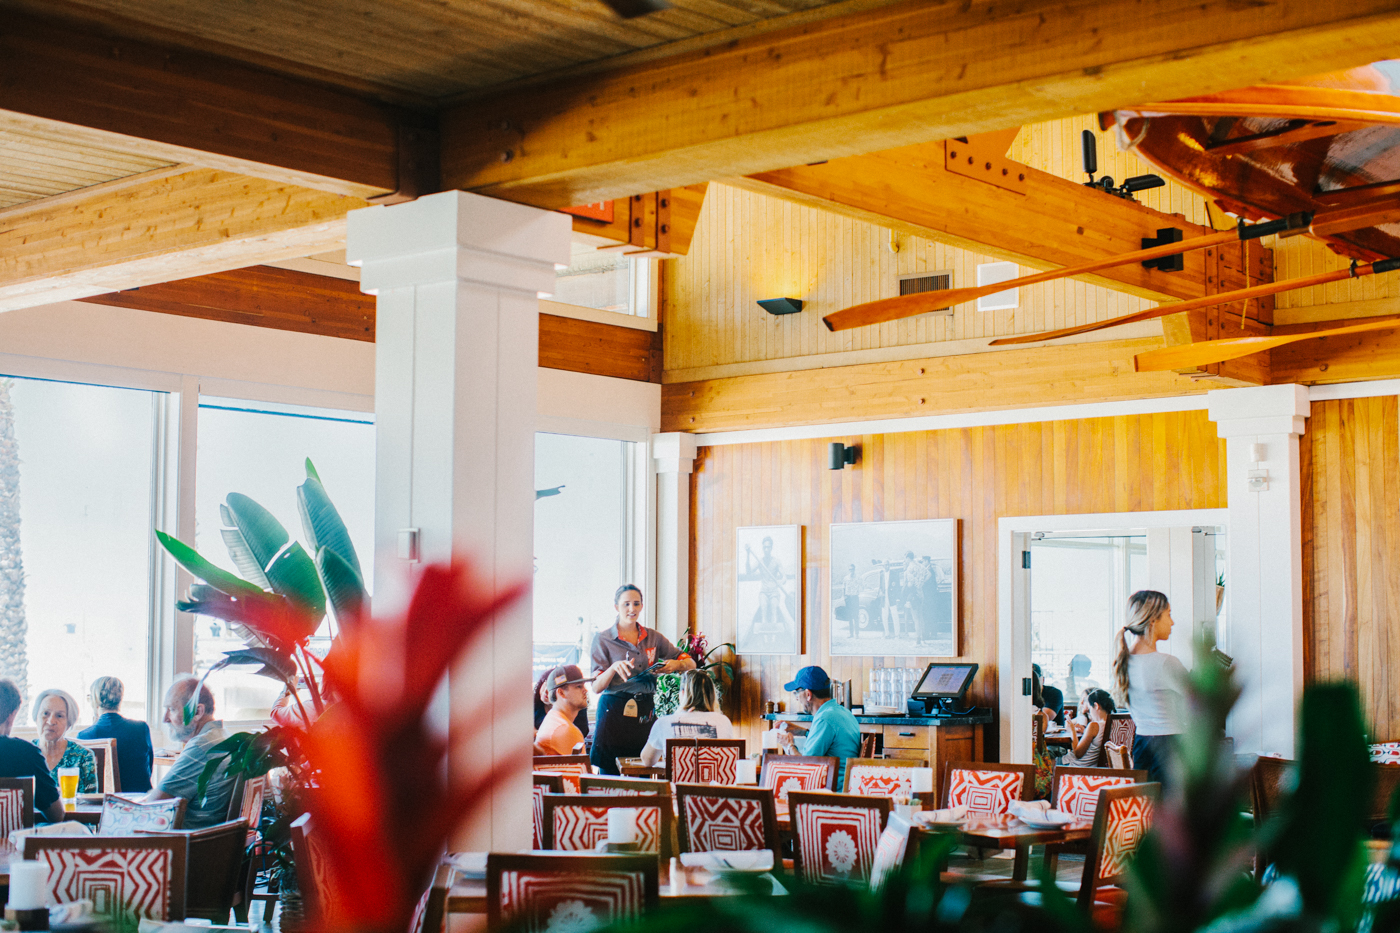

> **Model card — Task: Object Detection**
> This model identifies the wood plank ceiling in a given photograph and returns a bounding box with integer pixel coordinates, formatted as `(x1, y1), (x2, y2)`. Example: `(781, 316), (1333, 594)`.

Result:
(0, 122), (174, 209)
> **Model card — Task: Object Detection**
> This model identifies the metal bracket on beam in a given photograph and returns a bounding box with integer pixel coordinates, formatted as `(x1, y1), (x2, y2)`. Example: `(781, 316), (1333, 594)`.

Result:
(1142, 227), (1185, 271)
(944, 138), (1027, 195)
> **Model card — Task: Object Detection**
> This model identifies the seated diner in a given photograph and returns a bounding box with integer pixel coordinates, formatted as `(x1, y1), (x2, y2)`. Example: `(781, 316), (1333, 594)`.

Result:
(0, 678), (62, 822)
(79, 674), (155, 792)
(31, 687), (97, 795)
(144, 675), (237, 828)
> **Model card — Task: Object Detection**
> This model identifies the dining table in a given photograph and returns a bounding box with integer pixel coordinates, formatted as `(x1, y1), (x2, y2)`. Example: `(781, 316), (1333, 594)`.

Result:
(935, 814), (1093, 881)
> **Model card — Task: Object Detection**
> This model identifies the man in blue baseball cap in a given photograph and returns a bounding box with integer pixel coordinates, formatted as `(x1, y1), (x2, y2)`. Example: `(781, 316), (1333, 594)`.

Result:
(775, 665), (861, 788)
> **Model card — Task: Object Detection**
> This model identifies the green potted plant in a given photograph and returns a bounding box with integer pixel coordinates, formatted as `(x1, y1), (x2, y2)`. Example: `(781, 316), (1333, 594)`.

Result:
(654, 632), (734, 715)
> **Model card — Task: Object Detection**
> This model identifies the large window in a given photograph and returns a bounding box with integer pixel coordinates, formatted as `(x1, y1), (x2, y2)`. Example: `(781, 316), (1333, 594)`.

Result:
(532, 433), (635, 683)
(194, 398), (375, 721)
(553, 242), (654, 317)
(0, 376), (161, 727)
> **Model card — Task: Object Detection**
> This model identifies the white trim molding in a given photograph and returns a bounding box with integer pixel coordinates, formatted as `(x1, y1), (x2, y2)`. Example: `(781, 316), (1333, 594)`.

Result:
(653, 433), (698, 641)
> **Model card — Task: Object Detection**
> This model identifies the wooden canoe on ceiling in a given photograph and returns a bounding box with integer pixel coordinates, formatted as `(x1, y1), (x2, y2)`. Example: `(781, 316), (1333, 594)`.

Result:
(1103, 61), (1400, 263)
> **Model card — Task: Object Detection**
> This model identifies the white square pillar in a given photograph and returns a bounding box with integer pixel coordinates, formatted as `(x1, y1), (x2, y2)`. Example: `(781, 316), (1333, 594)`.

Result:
(653, 433), (697, 641)
(347, 191), (570, 851)
(1208, 384), (1309, 758)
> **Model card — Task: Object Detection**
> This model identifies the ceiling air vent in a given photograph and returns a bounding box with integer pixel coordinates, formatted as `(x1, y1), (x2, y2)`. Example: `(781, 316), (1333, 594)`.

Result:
(896, 270), (954, 314)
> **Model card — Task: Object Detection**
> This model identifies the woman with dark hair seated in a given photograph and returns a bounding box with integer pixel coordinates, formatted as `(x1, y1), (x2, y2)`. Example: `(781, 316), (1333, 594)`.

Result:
(0, 678), (62, 822)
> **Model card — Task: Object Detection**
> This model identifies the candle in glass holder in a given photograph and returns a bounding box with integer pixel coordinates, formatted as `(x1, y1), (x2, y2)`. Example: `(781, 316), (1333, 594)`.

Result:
(761, 729), (780, 750)
(606, 808), (638, 845)
(735, 758), (757, 784)
(911, 768), (934, 799)
(8, 860), (47, 910)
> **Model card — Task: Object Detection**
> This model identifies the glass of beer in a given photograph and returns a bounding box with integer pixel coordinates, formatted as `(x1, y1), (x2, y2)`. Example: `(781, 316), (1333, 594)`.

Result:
(57, 767), (79, 808)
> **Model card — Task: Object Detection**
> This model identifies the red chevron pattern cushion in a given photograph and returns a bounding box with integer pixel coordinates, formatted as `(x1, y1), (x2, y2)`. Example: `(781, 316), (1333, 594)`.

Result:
(0, 788), (26, 835)
(498, 869), (647, 933)
(671, 746), (739, 784)
(37, 846), (175, 920)
(551, 805), (661, 853)
(680, 795), (767, 852)
(793, 803), (883, 884)
(946, 769), (1023, 818)
(538, 765), (587, 794)
(846, 766), (915, 799)
(97, 797), (182, 836)
(763, 762), (829, 802)
(532, 785), (545, 850)
(1098, 794), (1154, 881)
(1056, 773), (1138, 821)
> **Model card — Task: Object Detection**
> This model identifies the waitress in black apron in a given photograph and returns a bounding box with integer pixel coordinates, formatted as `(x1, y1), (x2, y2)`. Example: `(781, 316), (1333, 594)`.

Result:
(588, 584), (695, 775)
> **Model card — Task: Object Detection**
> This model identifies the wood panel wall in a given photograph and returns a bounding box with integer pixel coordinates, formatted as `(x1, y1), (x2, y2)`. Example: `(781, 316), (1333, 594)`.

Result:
(1303, 396), (1400, 741)
(691, 410), (1228, 755)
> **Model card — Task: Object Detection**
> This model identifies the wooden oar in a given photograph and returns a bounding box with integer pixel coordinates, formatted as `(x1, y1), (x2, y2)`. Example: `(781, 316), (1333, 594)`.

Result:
(988, 257), (1400, 347)
(1134, 315), (1400, 372)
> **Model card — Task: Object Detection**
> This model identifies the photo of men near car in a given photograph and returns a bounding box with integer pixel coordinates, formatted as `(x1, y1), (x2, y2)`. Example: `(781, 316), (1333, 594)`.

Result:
(735, 525), (801, 654)
(829, 519), (957, 657)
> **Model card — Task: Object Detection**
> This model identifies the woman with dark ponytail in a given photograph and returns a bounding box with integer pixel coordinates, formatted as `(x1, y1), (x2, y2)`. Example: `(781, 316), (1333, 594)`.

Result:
(1113, 590), (1185, 785)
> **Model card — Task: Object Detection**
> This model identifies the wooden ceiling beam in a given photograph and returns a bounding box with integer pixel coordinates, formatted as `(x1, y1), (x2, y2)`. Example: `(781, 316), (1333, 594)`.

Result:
(0, 8), (419, 200)
(0, 168), (366, 312)
(439, 0), (1400, 207)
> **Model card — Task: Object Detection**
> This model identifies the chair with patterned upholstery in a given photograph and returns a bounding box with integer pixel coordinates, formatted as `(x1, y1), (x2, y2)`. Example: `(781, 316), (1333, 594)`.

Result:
(1104, 742), (1129, 770)
(533, 773), (565, 850)
(666, 738), (746, 784)
(759, 753), (836, 802)
(580, 776), (671, 797)
(533, 755), (593, 793)
(75, 738), (121, 793)
(290, 812), (332, 924)
(1372, 764), (1400, 824)
(1106, 714), (1136, 767)
(674, 784), (782, 866)
(939, 761), (1034, 817)
(486, 852), (658, 933)
(858, 732), (880, 758)
(23, 834), (187, 922)
(541, 793), (674, 860)
(0, 777), (34, 834)
(1042, 766), (1147, 874)
(1371, 742), (1400, 764)
(789, 791), (891, 885)
(98, 795), (187, 835)
(868, 812), (914, 891)
(409, 861), (454, 933)
(139, 818), (247, 922)
(1250, 756), (1294, 880)
(844, 758), (928, 799)
(1076, 782), (1160, 925)
(231, 777), (272, 924)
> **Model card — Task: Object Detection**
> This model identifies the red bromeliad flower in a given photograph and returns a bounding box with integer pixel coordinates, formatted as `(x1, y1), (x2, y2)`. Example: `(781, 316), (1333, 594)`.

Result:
(297, 561), (527, 933)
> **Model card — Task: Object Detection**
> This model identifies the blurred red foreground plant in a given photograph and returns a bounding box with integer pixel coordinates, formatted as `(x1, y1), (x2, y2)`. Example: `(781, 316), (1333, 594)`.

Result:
(301, 561), (527, 933)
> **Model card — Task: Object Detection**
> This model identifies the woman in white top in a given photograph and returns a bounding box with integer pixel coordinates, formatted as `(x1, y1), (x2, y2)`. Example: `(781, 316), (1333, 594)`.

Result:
(1061, 689), (1115, 767)
(640, 669), (733, 766)
(1112, 589), (1186, 785)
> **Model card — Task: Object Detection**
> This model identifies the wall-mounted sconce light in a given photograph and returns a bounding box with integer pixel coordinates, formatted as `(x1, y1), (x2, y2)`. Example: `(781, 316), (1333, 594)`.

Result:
(829, 442), (858, 470)
(758, 297), (804, 315)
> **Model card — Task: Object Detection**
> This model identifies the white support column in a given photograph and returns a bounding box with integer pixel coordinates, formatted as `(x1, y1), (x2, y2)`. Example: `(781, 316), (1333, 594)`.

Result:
(1208, 384), (1309, 758)
(347, 191), (570, 851)
(653, 433), (697, 641)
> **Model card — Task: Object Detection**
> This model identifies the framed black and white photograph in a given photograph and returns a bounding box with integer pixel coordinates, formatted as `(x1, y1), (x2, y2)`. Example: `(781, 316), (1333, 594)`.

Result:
(829, 519), (958, 657)
(735, 525), (802, 655)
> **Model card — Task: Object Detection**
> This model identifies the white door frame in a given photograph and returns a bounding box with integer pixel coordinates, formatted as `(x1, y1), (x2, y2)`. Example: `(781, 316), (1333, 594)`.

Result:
(996, 508), (1229, 763)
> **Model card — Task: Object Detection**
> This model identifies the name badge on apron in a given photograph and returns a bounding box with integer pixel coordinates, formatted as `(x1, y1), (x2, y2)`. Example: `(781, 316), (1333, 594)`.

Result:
(623, 698), (639, 718)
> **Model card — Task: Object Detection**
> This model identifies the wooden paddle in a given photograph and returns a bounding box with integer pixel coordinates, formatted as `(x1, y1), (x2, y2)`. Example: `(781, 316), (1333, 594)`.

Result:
(988, 257), (1400, 347)
(1134, 315), (1400, 372)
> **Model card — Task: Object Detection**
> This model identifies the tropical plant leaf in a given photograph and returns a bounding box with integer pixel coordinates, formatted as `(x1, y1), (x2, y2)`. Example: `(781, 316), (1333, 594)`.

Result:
(177, 585), (302, 649)
(223, 646), (297, 683)
(220, 494), (290, 588)
(156, 531), (265, 600)
(297, 463), (362, 580)
(317, 545), (366, 633)
(264, 543), (326, 638)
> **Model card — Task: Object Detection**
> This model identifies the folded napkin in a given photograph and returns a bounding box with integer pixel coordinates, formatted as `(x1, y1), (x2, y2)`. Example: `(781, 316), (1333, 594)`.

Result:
(452, 853), (487, 879)
(678, 850), (774, 871)
(1007, 800), (1052, 822)
(10, 821), (92, 847)
(49, 899), (94, 924)
(915, 804), (967, 825)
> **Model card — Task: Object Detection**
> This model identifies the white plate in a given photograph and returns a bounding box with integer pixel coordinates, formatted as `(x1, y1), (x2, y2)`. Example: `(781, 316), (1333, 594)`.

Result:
(1018, 812), (1075, 830)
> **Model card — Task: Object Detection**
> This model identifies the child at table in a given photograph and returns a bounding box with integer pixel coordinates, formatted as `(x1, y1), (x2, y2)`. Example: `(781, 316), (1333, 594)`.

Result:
(1062, 689), (1115, 768)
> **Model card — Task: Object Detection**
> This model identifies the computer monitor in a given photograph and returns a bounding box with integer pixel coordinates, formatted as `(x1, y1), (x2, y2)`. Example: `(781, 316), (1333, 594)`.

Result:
(910, 662), (978, 700)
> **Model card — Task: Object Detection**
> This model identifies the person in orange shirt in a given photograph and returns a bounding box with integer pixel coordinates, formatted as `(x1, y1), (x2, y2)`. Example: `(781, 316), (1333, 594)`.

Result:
(534, 665), (593, 756)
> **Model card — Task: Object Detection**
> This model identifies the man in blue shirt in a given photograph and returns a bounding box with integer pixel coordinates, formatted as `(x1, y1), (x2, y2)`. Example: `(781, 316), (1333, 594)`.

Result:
(775, 666), (861, 788)
(78, 676), (154, 793)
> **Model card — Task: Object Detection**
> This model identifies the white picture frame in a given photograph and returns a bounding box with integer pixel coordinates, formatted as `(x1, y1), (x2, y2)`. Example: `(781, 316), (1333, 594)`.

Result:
(829, 519), (958, 657)
(735, 525), (802, 655)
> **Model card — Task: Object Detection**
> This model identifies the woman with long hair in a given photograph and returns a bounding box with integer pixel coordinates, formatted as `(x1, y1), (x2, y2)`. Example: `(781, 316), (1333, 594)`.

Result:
(639, 669), (733, 766)
(587, 584), (696, 774)
(1113, 590), (1185, 785)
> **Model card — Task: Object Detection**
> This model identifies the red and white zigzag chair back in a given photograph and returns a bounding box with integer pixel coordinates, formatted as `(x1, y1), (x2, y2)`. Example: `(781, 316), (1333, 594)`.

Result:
(868, 813), (913, 891)
(490, 855), (654, 933)
(0, 785), (28, 835)
(1097, 792), (1155, 882)
(680, 794), (767, 852)
(846, 765), (915, 799)
(945, 769), (1024, 818)
(1055, 773), (1139, 821)
(98, 796), (184, 836)
(26, 837), (185, 922)
(532, 784), (546, 849)
(551, 805), (661, 854)
(671, 745), (739, 784)
(791, 799), (886, 884)
(538, 765), (588, 794)
(762, 761), (829, 802)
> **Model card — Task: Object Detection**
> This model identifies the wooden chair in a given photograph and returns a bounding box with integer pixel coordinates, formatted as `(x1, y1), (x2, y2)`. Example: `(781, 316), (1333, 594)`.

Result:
(486, 852), (658, 933)
(674, 783), (782, 867)
(844, 757), (928, 799)
(1076, 783), (1160, 925)
(533, 772), (566, 849)
(579, 775), (671, 796)
(74, 737), (120, 793)
(97, 794), (186, 834)
(759, 752), (836, 801)
(666, 738), (746, 784)
(139, 818), (247, 922)
(788, 790), (891, 885)
(541, 793), (674, 860)
(1042, 765), (1147, 874)
(409, 861), (454, 933)
(230, 776), (272, 924)
(1372, 763), (1400, 824)
(1104, 742), (1130, 770)
(533, 755), (593, 793)
(857, 732), (880, 758)
(1250, 756), (1294, 880)
(0, 776), (34, 834)
(617, 763), (667, 779)
(290, 812), (332, 924)
(24, 833), (188, 922)
(939, 761), (1035, 817)
(1106, 714), (1136, 767)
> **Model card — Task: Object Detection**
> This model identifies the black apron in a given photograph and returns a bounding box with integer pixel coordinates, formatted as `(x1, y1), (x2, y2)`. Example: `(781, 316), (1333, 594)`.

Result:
(590, 692), (655, 774)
